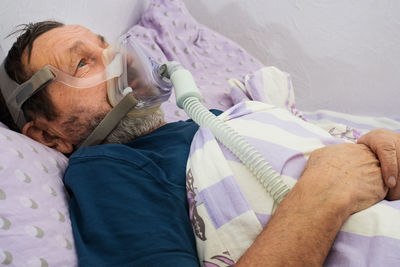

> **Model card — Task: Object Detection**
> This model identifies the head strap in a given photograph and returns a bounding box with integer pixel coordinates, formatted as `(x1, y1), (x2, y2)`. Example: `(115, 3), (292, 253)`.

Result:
(78, 93), (138, 147)
(0, 60), (54, 130)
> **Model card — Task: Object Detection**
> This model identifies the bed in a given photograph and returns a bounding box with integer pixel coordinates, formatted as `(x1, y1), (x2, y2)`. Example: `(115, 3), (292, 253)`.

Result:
(0, 0), (399, 266)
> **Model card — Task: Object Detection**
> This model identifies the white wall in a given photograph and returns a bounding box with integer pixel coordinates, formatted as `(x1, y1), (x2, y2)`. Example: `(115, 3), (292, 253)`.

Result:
(0, 0), (149, 59)
(184, 0), (400, 117)
(0, 45), (4, 61)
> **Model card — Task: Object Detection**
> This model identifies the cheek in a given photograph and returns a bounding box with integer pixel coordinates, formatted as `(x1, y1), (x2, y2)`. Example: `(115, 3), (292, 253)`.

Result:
(79, 83), (112, 112)
(50, 82), (112, 119)
(55, 84), (112, 143)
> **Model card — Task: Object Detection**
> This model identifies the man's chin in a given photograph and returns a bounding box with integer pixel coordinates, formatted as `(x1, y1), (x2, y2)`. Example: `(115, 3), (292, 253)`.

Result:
(104, 108), (165, 144)
(125, 105), (161, 118)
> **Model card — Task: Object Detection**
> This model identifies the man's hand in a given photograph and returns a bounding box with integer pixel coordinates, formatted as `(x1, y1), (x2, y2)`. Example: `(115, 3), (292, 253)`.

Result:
(357, 129), (400, 200)
(302, 143), (388, 215)
(236, 143), (387, 267)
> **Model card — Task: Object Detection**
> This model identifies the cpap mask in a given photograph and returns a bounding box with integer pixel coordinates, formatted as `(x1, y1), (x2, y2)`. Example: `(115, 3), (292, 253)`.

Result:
(79, 34), (174, 146)
(0, 33), (290, 204)
(104, 34), (173, 115)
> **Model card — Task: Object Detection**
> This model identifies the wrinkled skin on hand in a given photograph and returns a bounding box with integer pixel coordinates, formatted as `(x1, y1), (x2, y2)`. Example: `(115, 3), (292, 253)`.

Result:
(302, 143), (388, 215)
(236, 143), (388, 267)
(357, 129), (400, 200)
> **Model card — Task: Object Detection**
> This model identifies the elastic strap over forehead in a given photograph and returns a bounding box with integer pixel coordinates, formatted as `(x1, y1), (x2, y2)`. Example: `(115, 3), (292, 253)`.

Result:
(0, 60), (54, 130)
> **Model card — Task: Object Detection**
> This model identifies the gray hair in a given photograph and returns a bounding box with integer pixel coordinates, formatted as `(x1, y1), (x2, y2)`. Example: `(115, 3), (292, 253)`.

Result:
(1, 21), (64, 132)
(104, 108), (165, 144)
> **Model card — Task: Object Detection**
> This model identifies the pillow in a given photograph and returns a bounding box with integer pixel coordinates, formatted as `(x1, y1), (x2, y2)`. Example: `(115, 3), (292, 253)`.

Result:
(127, 0), (264, 122)
(0, 123), (77, 266)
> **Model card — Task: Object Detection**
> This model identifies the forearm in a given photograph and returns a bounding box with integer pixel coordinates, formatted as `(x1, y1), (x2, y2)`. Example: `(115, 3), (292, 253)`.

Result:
(236, 179), (350, 267)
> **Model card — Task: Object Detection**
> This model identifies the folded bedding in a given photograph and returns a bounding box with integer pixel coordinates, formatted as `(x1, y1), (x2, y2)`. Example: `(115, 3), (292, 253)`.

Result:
(188, 67), (400, 266)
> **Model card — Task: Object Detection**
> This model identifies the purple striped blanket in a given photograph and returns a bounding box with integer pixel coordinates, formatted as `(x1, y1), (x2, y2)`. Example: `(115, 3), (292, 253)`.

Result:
(186, 67), (400, 266)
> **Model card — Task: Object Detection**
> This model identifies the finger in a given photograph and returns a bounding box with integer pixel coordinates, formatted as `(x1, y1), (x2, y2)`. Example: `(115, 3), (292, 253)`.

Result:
(376, 143), (398, 188)
(359, 133), (398, 188)
(387, 184), (400, 200)
(396, 139), (400, 190)
(357, 133), (368, 145)
(388, 139), (400, 200)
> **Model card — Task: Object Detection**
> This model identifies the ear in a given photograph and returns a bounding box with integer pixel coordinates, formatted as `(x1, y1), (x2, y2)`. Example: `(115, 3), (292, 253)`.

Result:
(22, 121), (74, 154)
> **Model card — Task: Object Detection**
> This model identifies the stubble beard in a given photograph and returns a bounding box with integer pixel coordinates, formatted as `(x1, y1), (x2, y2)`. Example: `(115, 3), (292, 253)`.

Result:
(67, 107), (165, 148)
(103, 108), (165, 144)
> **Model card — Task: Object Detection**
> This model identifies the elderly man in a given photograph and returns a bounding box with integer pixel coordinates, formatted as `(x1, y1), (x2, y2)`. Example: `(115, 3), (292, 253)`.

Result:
(0, 21), (399, 266)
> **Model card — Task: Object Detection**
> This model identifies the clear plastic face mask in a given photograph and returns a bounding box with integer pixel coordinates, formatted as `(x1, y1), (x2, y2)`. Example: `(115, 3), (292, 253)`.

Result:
(42, 34), (172, 110)
(104, 34), (173, 110)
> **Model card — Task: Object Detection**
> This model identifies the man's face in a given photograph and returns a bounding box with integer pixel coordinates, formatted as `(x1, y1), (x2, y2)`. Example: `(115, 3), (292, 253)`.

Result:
(23, 25), (112, 147)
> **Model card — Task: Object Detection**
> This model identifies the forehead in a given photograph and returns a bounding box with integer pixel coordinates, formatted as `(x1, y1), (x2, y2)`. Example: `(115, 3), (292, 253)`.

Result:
(24, 25), (101, 71)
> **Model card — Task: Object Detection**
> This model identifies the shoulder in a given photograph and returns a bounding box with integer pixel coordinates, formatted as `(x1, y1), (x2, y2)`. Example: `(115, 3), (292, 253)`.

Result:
(68, 143), (159, 170)
(64, 144), (157, 185)
(70, 143), (139, 162)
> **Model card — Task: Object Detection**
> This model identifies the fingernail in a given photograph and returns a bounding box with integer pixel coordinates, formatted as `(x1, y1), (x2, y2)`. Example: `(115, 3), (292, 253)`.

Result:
(388, 176), (396, 187)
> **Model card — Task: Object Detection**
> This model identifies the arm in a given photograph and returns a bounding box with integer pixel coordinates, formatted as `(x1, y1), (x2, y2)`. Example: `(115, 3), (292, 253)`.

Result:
(236, 143), (387, 266)
(357, 129), (400, 200)
(236, 180), (347, 266)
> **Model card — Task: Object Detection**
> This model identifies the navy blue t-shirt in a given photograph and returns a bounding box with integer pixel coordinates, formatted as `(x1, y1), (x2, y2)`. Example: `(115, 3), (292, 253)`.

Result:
(63, 117), (211, 266)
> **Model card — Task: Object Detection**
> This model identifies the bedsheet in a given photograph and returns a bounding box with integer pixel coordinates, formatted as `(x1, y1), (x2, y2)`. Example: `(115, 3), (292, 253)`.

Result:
(187, 67), (400, 266)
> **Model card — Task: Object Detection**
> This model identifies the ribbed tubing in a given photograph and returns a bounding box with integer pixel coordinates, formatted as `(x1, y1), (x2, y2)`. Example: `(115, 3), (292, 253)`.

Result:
(183, 97), (290, 204)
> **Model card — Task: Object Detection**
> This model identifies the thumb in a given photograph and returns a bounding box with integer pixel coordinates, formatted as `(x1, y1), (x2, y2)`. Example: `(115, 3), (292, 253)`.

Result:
(358, 135), (398, 188)
(373, 144), (397, 188)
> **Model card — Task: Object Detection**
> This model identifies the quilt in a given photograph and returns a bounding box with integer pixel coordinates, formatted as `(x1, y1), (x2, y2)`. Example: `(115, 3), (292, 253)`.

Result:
(187, 67), (400, 266)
